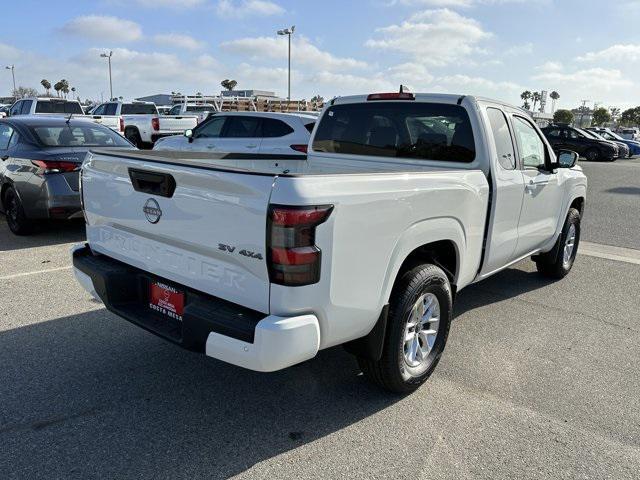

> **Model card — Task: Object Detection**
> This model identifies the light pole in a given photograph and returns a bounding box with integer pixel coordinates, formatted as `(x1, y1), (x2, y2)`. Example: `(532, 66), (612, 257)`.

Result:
(277, 26), (295, 101)
(100, 51), (113, 100)
(5, 65), (16, 95)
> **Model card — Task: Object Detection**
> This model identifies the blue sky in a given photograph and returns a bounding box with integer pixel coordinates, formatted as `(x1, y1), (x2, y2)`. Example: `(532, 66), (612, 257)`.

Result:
(2, 0), (640, 110)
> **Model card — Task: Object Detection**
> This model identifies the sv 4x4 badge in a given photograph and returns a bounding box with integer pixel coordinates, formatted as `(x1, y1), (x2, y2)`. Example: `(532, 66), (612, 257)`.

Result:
(218, 243), (263, 260)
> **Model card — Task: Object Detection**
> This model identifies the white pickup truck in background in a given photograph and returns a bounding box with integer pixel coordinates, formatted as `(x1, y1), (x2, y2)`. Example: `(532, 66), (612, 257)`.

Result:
(73, 92), (587, 393)
(167, 103), (217, 123)
(89, 101), (199, 148)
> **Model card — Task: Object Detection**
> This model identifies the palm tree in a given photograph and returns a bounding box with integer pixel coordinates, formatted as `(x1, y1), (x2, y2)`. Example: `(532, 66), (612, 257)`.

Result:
(609, 107), (620, 122)
(221, 79), (238, 91)
(40, 79), (52, 96)
(520, 90), (532, 110)
(54, 81), (63, 97)
(550, 91), (560, 113)
(59, 79), (70, 98)
(71, 87), (77, 100)
(532, 91), (542, 112)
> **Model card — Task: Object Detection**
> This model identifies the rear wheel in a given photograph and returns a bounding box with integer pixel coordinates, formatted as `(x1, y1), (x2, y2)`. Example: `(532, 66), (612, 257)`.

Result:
(3, 187), (33, 235)
(535, 208), (581, 279)
(358, 264), (452, 394)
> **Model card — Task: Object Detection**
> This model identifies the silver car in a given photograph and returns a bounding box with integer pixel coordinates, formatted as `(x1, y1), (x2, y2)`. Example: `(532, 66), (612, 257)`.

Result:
(0, 116), (135, 235)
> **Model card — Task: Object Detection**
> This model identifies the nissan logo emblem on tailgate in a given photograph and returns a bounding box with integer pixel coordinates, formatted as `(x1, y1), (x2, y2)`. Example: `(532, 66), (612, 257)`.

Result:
(143, 198), (162, 224)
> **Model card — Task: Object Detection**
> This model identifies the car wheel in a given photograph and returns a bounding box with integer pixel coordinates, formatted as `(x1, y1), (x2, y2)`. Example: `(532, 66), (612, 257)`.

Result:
(584, 148), (600, 161)
(3, 187), (33, 235)
(125, 129), (143, 149)
(535, 208), (581, 279)
(357, 264), (452, 394)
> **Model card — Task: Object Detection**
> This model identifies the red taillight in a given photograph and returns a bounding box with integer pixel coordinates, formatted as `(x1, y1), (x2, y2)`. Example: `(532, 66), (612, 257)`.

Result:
(151, 117), (160, 131)
(268, 205), (333, 286)
(367, 92), (415, 101)
(290, 144), (308, 154)
(31, 160), (79, 173)
(119, 117), (124, 132)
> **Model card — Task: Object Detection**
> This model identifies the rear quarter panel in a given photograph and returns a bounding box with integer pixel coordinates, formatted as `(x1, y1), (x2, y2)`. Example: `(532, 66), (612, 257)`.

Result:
(269, 170), (489, 349)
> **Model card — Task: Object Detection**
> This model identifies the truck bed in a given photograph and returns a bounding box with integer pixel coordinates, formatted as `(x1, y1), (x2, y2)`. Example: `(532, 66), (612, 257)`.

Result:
(90, 148), (479, 177)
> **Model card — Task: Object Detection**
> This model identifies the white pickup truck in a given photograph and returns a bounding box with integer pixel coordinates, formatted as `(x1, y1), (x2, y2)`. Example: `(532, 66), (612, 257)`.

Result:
(72, 92), (587, 393)
(89, 101), (199, 148)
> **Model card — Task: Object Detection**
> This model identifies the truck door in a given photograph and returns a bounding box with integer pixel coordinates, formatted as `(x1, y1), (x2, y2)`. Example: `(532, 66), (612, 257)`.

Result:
(511, 115), (563, 256)
(478, 107), (525, 276)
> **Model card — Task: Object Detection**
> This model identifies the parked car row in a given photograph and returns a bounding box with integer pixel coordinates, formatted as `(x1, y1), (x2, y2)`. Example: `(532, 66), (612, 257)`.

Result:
(541, 123), (631, 161)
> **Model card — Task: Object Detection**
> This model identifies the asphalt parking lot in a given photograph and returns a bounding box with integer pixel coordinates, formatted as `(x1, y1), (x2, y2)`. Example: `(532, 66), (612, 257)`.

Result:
(1, 158), (639, 479)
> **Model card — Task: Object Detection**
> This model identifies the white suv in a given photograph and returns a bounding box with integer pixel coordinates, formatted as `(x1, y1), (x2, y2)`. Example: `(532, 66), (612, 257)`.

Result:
(153, 112), (316, 155)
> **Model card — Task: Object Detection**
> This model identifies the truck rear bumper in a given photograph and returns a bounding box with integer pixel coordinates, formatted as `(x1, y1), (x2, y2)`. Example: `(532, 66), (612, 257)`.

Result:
(71, 244), (320, 372)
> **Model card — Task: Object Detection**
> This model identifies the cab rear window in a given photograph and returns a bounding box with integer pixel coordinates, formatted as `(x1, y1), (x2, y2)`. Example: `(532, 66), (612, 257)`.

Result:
(35, 101), (83, 114)
(121, 103), (158, 115)
(312, 102), (475, 162)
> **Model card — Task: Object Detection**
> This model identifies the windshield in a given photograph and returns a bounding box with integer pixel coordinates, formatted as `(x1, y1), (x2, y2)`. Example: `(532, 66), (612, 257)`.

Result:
(578, 128), (604, 140)
(600, 131), (624, 141)
(121, 103), (157, 115)
(313, 102), (475, 162)
(35, 101), (83, 114)
(32, 124), (132, 148)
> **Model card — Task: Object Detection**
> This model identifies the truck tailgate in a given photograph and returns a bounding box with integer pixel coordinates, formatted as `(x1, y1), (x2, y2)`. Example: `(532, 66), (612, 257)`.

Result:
(160, 116), (198, 132)
(81, 152), (275, 313)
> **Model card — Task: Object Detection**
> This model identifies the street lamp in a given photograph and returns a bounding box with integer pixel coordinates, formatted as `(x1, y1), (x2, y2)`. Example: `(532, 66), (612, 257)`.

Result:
(277, 26), (295, 101)
(5, 65), (16, 95)
(100, 51), (113, 100)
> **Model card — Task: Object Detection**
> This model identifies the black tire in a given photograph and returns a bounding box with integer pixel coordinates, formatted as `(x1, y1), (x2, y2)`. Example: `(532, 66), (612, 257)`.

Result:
(358, 264), (452, 394)
(584, 148), (600, 162)
(3, 187), (33, 235)
(125, 128), (143, 149)
(535, 208), (581, 279)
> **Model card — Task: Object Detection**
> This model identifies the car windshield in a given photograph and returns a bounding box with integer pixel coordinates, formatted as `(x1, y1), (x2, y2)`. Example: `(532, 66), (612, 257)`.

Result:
(35, 101), (83, 114)
(31, 124), (132, 147)
(600, 131), (623, 141)
(313, 102), (476, 162)
(578, 128), (604, 140)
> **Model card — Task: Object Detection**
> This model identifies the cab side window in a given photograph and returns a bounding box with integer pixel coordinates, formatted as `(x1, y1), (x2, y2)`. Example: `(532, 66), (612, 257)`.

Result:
(512, 116), (547, 169)
(486, 108), (516, 170)
(9, 101), (23, 116)
(20, 100), (33, 114)
(93, 105), (106, 115)
(168, 105), (181, 115)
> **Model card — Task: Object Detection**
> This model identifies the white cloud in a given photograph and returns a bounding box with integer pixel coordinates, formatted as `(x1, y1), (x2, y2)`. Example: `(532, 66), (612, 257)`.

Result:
(577, 44), (640, 63)
(365, 9), (491, 67)
(434, 74), (523, 94)
(0, 43), (21, 61)
(154, 33), (205, 50)
(216, 0), (285, 17)
(504, 42), (533, 56)
(60, 15), (142, 42)
(221, 35), (367, 70)
(134, 0), (205, 6)
(536, 61), (563, 73)
(389, 0), (541, 7)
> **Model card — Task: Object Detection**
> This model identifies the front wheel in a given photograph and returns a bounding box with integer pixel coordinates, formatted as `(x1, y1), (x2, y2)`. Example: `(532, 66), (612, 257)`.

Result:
(535, 208), (581, 279)
(3, 187), (33, 235)
(584, 148), (601, 162)
(358, 264), (452, 394)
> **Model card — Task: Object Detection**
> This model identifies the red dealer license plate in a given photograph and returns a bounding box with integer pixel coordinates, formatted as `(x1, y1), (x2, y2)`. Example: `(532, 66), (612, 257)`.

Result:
(149, 281), (185, 321)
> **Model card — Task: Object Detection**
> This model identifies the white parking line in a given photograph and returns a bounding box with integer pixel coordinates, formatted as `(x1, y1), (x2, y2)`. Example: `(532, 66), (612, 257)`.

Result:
(579, 241), (640, 266)
(0, 266), (73, 281)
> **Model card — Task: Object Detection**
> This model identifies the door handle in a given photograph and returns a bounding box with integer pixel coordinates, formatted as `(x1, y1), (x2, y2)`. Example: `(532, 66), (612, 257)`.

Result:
(206, 145), (216, 149)
(247, 145), (258, 149)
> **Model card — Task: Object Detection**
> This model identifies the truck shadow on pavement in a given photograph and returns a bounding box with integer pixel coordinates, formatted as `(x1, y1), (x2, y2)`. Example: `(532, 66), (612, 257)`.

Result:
(605, 186), (640, 196)
(0, 265), (556, 479)
(0, 309), (399, 479)
(0, 215), (86, 252)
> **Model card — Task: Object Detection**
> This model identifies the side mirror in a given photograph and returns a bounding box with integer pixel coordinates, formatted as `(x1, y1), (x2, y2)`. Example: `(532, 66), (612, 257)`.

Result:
(184, 129), (194, 143)
(556, 150), (578, 169)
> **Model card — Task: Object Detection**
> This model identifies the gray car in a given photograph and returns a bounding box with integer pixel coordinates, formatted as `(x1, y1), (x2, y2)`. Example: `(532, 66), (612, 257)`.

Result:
(0, 116), (135, 235)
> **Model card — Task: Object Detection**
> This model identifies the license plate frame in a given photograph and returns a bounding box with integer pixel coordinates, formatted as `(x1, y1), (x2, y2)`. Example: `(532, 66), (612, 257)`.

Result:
(149, 281), (185, 321)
